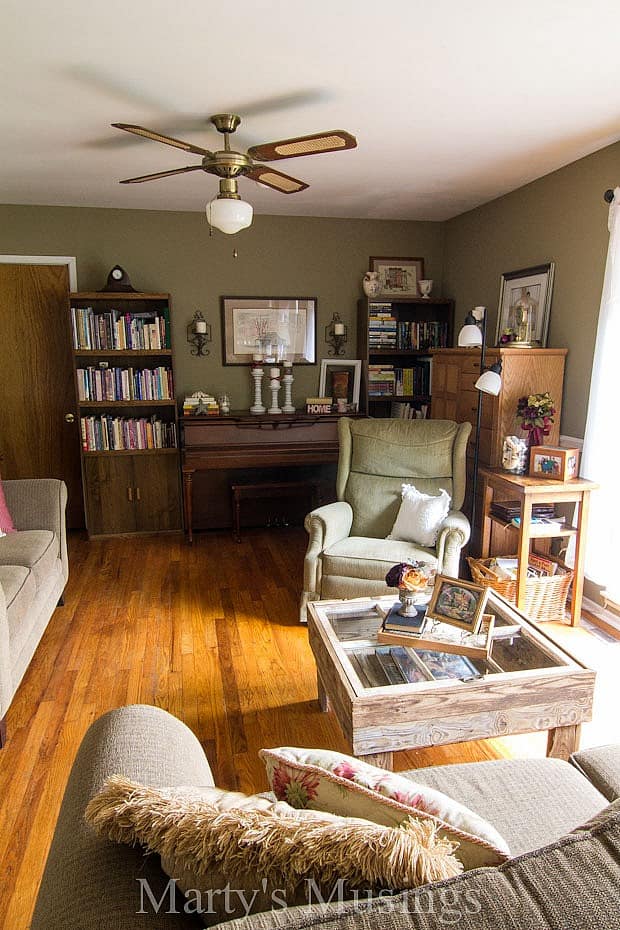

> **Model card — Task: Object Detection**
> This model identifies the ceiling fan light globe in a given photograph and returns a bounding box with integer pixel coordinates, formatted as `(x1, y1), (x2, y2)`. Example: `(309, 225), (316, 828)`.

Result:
(206, 198), (253, 234)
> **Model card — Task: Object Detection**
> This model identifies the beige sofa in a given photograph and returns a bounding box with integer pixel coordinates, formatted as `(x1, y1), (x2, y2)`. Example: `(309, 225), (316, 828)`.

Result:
(32, 705), (620, 929)
(0, 478), (68, 743)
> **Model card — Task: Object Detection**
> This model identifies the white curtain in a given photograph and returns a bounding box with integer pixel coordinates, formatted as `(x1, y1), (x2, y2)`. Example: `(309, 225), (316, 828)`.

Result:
(580, 186), (620, 604)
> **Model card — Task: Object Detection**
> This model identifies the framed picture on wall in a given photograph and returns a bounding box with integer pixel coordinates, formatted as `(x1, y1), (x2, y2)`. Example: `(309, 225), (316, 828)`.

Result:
(495, 263), (555, 347)
(319, 359), (362, 411)
(369, 256), (425, 298)
(221, 297), (316, 364)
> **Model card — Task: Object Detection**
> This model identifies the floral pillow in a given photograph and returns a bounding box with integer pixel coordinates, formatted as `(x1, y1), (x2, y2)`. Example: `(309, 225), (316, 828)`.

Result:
(260, 747), (511, 869)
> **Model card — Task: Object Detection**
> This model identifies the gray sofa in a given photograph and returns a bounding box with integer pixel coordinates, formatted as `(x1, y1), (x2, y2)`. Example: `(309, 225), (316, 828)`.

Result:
(32, 705), (620, 929)
(0, 478), (68, 743)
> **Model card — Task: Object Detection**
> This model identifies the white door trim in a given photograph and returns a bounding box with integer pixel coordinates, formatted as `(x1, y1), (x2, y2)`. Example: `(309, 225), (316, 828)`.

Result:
(0, 254), (77, 290)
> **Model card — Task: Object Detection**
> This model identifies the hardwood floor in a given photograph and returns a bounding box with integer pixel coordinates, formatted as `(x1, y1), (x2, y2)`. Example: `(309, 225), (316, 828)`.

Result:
(0, 528), (617, 929)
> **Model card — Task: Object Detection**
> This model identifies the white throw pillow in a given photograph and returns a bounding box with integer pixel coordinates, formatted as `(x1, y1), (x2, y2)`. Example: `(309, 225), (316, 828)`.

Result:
(388, 484), (450, 547)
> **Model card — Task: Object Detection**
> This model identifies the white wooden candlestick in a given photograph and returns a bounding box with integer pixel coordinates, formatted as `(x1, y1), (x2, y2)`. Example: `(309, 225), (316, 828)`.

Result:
(282, 363), (295, 413)
(250, 366), (266, 414)
(268, 367), (282, 414)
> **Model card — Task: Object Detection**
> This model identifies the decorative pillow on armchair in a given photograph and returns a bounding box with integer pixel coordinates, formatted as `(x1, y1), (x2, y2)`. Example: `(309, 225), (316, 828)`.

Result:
(260, 747), (510, 869)
(0, 477), (16, 534)
(387, 484), (450, 547)
(86, 776), (462, 926)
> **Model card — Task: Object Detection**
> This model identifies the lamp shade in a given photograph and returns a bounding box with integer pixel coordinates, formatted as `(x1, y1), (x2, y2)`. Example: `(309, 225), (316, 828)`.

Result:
(206, 198), (253, 234)
(475, 361), (502, 396)
(458, 324), (483, 347)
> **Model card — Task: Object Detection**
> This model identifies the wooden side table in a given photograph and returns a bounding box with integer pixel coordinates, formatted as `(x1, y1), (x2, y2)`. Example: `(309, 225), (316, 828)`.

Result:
(479, 467), (598, 626)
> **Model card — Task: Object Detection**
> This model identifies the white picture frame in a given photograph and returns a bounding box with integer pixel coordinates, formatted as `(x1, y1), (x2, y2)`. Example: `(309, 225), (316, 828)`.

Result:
(319, 359), (362, 410)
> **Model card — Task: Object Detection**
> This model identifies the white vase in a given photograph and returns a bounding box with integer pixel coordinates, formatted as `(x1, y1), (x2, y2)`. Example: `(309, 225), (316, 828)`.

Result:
(362, 272), (381, 298)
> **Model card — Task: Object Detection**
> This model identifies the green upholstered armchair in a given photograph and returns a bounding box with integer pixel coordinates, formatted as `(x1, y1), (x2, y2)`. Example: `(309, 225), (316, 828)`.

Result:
(300, 417), (472, 621)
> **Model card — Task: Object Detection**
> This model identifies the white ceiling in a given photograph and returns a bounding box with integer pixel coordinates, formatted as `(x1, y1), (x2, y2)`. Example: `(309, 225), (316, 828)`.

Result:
(3, 0), (620, 222)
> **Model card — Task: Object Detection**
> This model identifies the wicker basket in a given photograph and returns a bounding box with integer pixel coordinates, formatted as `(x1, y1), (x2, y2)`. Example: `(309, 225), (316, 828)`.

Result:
(467, 553), (573, 623)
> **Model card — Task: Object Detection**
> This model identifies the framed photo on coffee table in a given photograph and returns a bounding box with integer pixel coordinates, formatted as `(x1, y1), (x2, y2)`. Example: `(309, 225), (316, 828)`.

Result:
(426, 575), (489, 633)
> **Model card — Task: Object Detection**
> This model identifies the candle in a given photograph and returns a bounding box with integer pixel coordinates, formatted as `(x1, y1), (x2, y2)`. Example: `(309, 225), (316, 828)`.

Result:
(334, 322), (345, 336)
(252, 353), (263, 362)
(270, 368), (280, 378)
(283, 360), (292, 368)
(194, 320), (207, 334)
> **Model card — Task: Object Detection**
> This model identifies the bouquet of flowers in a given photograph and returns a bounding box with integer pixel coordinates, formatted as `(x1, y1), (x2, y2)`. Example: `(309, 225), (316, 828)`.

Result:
(516, 392), (555, 447)
(385, 561), (435, 591)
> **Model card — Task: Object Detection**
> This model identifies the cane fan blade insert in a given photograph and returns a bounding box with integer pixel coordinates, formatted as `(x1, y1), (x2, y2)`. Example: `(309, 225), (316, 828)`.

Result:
(112, 123), (212, 157)
(247, 130), (356, 162)
(245, 165), (309, 193)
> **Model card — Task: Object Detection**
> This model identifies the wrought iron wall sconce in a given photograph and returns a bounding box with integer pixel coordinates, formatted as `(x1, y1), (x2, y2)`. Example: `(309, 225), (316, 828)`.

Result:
(325, 312), (348, 356)
(187, 311), (212, 356)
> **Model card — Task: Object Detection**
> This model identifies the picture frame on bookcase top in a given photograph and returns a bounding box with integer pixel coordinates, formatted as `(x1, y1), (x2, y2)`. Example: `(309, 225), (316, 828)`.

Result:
(319, 359), (361, 410)
(369, 256), (425, 298)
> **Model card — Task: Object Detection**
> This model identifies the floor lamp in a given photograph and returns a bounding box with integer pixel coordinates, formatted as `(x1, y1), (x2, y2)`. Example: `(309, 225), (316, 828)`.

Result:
(457, 307), (503, 548)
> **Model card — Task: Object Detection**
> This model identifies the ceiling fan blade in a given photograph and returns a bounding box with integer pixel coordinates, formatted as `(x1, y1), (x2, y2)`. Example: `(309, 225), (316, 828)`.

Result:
(248, 130), (357, 162)
(245, 166), (308, 194)
(120, 166), (205, 184)
(112, 123), (212, 157)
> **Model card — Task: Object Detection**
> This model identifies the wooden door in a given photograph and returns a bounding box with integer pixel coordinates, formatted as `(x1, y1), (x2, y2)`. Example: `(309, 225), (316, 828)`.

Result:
(0, 263), (84, 527)
(83, 456), (137, 536)
(132, 454), (182, 532)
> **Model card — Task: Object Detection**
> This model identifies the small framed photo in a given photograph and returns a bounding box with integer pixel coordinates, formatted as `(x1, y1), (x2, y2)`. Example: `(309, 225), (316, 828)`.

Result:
(221, 297), (316, 365)
(319, 359), (361, 410)
(495, 263), (555, 347)
(426, 575), (489, 634)
(369, 256), (425, 298)
(414, 649), (481, 681)
(529, 445), (580, 481)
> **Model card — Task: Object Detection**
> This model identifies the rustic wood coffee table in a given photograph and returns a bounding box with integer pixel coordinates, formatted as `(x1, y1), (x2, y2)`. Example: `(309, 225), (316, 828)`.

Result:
(307, 592), (595, 770)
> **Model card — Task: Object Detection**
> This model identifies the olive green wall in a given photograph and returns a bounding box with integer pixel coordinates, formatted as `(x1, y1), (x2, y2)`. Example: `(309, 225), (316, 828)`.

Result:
(443, 141), (619, 439)
(0, 204), (444, 409)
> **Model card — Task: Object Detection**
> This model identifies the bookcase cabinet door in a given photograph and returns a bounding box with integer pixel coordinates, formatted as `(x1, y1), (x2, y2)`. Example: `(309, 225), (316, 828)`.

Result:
(132, 454), (181, 532)
(83, 456), (137, 535)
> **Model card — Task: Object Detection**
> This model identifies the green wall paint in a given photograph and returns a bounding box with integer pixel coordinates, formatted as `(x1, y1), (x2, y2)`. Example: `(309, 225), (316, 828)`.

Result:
(2, 132), (617, 438)
(0, 205), (444, 409)
(443, 141), (619, 439)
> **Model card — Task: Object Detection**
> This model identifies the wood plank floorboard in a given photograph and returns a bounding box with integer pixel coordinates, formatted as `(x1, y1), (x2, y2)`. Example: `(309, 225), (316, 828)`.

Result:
(0, 526), (618, 929)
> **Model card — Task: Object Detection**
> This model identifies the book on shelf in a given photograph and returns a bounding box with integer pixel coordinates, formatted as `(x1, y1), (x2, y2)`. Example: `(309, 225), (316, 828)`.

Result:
(76, 366), (174, 402)
(71, 305), (171, 351)
(390, 402), (429, 419)
(80, 415), (177, 452)
(395, 320), (448, 351)
(490, 500), (555, 522)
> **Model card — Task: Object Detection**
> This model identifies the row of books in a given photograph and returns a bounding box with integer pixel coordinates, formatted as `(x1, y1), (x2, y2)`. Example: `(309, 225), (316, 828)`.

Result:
(80, 416), (177, 452)
(76, 366), (174, 402)
(71, 306), (171, 351)
(396, 320), (449, 351)
(368, 362), (431, 397)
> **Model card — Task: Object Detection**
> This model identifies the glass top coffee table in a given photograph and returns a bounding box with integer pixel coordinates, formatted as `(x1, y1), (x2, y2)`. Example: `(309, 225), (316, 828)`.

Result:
(307, 591), (595, 770)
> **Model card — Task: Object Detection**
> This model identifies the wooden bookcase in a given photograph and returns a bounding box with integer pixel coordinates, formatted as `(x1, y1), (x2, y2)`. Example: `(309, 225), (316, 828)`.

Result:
(69, 291), (182, 537)
(357, 297), (454, 417)
(430, 347), (567, 553)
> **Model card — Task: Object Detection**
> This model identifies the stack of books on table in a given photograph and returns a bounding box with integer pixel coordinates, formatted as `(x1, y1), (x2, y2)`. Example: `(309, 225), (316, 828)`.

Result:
(368, 364), (396, 396)
(182, 394), (219, 416)
(368, 305), (397, 349)
(490, 500), (565, 530)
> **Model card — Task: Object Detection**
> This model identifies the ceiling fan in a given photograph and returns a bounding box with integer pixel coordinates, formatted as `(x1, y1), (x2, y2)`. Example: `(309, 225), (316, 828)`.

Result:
(112, 113), (357, 234)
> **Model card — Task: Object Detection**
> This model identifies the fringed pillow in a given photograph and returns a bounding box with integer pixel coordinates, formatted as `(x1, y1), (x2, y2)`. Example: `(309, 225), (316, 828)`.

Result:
(260, 747), (511, 869)
(86, 776), (461, 926)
